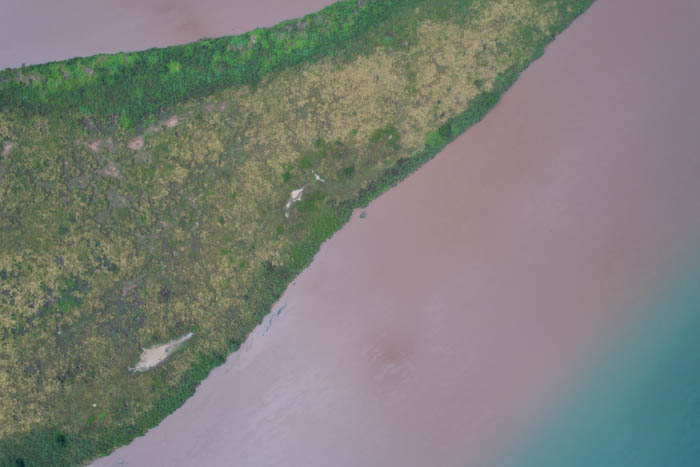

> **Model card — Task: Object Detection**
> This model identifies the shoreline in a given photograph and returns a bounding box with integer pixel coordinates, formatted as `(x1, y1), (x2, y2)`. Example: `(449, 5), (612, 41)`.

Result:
(0, 0), (337, 71)
(0, 1), (595, 464)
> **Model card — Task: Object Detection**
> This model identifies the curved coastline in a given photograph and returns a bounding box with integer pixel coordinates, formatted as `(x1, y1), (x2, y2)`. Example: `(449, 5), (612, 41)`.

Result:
(0, 0), (337, 71)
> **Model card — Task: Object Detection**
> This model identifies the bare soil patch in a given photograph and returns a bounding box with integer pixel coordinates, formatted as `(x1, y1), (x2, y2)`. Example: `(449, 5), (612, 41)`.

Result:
(128, 136), (144, 150)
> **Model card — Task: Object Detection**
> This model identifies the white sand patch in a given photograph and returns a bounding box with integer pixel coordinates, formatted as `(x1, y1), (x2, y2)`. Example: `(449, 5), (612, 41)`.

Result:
(289, 187), (304, 203)
(283, 172), (326, 217)
(129, 333), (193, 373)
(285, 187), (305, 217)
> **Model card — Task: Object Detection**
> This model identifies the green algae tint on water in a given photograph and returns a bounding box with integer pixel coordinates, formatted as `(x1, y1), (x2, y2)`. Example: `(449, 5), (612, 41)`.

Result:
(505, 248), (700, 467)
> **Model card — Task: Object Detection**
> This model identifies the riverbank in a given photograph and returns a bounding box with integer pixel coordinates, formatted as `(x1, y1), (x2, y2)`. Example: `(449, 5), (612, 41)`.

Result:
(95, 0), (700, 465)
(0, 1), (592, 465)
(0, 0), (336, 71)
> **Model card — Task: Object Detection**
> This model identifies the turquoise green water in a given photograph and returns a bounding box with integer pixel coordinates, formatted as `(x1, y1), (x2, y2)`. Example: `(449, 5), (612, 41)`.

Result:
(504, 244), (700, 467)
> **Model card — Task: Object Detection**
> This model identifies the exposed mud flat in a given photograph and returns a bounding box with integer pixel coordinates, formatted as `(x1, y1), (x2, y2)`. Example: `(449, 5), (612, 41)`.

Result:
(89, 0), (700, 465)
(0, 0), (336, 70)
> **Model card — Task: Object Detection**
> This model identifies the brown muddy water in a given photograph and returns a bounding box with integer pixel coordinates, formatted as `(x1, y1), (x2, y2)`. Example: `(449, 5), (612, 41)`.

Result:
(93, 0), (700, 465)
(0, 0), (335, 70)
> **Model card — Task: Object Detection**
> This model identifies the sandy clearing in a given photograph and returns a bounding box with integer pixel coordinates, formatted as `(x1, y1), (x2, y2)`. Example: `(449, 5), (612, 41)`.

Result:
(129, 333), (194, 373)
(284, 186), (305, 217)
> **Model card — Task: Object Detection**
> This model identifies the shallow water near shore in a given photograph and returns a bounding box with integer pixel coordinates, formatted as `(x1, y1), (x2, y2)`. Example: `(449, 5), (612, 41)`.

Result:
(91, 0), (700, 465)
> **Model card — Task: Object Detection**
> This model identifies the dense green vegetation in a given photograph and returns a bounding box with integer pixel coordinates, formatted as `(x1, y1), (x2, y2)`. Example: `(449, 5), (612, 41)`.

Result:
(0, 0), (593, 465)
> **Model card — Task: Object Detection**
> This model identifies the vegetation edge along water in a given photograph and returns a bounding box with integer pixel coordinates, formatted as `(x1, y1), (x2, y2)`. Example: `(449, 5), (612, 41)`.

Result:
(0, 0), (593, 465)
(0, 0), (417, 127)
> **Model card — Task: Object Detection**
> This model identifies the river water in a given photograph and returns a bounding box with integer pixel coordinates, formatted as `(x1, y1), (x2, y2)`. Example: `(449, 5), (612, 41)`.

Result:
(0, 0), (335, 70)
(9, 0), (699, 465)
